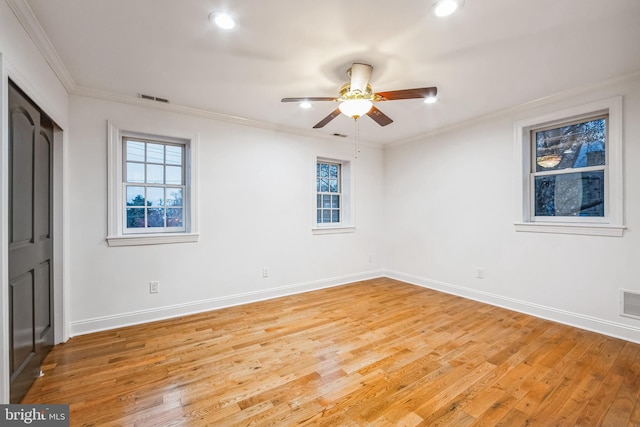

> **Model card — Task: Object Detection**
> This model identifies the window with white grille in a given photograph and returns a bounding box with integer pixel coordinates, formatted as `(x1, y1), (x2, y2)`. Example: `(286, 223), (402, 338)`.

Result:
(316, 161), (342, 225)
(107, 122), (199, 246)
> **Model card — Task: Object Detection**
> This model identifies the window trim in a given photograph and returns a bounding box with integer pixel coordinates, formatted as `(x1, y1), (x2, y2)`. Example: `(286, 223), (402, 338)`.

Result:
(107, 121), (199, 246)
(514, 96), (624, 237)
(312, 155), (355, 235)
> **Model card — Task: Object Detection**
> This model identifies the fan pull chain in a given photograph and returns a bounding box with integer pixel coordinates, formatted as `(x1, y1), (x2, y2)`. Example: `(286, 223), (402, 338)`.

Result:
(354, 118), (361, 159)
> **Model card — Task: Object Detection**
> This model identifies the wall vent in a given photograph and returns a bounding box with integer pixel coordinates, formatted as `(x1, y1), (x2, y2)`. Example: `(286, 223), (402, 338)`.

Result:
(620, 289), (640, 320)
(138, 93), (170, 103)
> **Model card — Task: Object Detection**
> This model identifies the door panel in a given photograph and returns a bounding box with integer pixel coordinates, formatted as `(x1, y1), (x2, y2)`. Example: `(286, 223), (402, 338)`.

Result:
(35, 130), (51, 239)
(8, 82), (55, 403)
(9, 107), (34, 246)
(35, 261), (52, 341)
(9, 272), (34, 375)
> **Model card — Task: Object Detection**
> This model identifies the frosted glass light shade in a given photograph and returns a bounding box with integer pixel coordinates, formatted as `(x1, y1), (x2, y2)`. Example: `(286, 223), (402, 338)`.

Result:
(339, 99), (373, 118)
(536, 155), (562, 169)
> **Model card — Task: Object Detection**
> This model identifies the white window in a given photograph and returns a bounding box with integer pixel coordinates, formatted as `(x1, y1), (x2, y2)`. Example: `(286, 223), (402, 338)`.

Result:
(123, 138), (186, 233)
(514, 97), (624, 236)
(107, 122), (199, 246)
(316, 160), (342, 225)
(313, 156), (354, 234)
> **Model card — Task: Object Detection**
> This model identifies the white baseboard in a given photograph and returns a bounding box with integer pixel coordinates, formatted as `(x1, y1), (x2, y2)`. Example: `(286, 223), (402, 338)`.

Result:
(384, 270), (640, 344)
(69, 270), (384, 336)
(70, 269), (640, 344)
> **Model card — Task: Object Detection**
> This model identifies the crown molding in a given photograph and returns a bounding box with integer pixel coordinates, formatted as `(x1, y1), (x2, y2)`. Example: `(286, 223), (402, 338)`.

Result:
(6, 0), (77, 92)
(387, 69), (640, 148)
(72, 86), (382, 149)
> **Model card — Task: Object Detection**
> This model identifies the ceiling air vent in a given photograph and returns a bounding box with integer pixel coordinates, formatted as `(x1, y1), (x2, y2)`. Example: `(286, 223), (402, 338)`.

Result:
(138, 93), (170, 103)
(620, 289), (640, 320)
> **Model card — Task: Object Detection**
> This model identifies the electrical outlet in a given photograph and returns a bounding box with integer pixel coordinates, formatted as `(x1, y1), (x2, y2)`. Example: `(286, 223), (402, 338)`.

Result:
(475, 269), (484, 279)
(150, 281), (160, 293)
(262, 268), (269, 278)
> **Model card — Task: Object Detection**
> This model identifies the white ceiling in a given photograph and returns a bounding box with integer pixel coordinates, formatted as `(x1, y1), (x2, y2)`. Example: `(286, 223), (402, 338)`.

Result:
(22, 0), (640, 144)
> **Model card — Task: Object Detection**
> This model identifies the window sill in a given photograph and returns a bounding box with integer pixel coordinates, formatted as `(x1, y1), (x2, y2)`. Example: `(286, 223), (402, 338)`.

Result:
(312, 226), (356, 235)
(107, 233), (199, 247)
(514, 222), (624, 237)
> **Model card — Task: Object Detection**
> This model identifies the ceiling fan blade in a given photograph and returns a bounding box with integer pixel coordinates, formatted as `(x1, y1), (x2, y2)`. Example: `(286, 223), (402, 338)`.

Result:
(281, 97), (337, 102)
(313, 108), (341, 128)
(349, 63), (373, 93)
(367, 106), (393, 127)
(375, 87), (437, 101)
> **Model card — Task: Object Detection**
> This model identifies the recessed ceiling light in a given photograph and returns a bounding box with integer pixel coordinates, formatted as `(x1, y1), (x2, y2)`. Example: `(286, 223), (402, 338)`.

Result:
(432, 0), (464, 17)
(209, 11), (236, 30)
(299, 101), (312, 109)
(424, 95), (438, 104)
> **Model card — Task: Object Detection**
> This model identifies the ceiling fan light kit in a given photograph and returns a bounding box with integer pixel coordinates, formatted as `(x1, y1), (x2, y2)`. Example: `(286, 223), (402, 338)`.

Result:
(282, 62), (438, 129)
(338, 99), (373, 119)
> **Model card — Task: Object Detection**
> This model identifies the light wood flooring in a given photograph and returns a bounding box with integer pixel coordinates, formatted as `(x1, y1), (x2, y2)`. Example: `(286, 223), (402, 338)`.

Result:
(23, 278), (640, 426)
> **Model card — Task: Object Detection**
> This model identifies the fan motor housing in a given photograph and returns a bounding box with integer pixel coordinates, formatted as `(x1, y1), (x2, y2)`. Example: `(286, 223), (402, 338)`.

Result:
(339, 83), (373, 101)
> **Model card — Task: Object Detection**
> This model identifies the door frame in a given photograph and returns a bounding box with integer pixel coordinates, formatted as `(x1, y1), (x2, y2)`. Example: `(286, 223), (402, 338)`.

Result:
(0, 53), (67, 403)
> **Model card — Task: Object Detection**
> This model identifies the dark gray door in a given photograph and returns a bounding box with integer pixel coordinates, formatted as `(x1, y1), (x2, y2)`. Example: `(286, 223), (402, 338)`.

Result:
(8, 81), (54, 403)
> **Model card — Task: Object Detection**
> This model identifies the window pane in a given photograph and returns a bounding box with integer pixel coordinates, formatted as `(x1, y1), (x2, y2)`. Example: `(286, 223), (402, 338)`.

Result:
(535, 117), (606, 172)
(316, 163), (320, 177)
(329, 164), (338, 178)
(126, 208), (145, 228)
(316, 194), (321, 208)
(147, 187), (164, 206)
(126, 140), (145, 162)
(126, 186), (145, 206)
(147, 164), (164, 184)
(126, 162), (144, 183)
(165, 145), (183, 165)
(320, 178), (329, 192)
(147, 208), (165, 227)
(166, 188), (183, 207)
(166, 165), (183, 185)
(167, 208), (183, 227)
(332, 210), (340, 222)
(317, 209), (322, 223)
(320, 163), (329, 177)
(329, 179), (338, 193)
(323, 195), (331, 208)
(534, 171), (604, 217)
(332, 195), (340, 208)
(147, 143), (164, 163)
(120, 136), (189, 235)
(322, 209), (331, 223)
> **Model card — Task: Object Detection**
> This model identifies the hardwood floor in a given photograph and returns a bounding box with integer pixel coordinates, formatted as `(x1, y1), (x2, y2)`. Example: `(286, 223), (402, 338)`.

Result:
(23, 278), (640, 426)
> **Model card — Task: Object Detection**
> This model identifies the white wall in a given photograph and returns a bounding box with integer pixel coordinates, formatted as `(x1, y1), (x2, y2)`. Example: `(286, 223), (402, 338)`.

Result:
(67, 95), (384, 334)
(383, 75), (640, 343)
(0, 0), (69, 404)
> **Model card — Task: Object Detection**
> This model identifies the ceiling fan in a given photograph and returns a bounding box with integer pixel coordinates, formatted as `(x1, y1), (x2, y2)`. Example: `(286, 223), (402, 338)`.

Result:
(282, 63), (437, 129)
